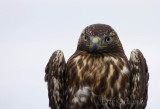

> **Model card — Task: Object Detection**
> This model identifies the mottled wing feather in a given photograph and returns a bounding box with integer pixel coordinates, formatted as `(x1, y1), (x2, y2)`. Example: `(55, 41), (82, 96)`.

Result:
(129, 49), (149, 109)
(45, 50), (66, 109)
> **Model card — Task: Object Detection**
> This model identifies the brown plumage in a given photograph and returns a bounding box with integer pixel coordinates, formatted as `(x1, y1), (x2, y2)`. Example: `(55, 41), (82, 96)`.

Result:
(45, 24), (149, 109)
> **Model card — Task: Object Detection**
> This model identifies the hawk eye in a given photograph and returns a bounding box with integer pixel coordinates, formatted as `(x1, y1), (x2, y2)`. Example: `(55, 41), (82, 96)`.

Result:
(105, 37), (111, 42)
(84, 36), (87, 40)
(84, 35), (88, 41)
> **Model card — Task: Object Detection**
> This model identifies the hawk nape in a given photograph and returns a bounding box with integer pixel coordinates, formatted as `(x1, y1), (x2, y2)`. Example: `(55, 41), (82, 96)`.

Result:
(45, 24), (149, 109)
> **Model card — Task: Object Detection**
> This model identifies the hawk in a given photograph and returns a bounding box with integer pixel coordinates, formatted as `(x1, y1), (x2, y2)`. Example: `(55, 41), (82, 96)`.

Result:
(45, 24), (149, 109)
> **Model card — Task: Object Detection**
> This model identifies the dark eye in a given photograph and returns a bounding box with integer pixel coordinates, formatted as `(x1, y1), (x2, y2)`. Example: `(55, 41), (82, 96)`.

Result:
(105, 37), (111, 42)
(84, 36), (87, 41)
(84, 34), (89, 41)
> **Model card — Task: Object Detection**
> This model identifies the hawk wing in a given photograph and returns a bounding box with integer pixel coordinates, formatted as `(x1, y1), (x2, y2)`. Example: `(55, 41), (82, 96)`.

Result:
(129, 49), (149, 109)
(45, 50), (66, 109)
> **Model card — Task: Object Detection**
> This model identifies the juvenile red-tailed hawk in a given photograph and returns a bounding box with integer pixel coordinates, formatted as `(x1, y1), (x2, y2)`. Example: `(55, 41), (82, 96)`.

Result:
(45, 24), (149, 109)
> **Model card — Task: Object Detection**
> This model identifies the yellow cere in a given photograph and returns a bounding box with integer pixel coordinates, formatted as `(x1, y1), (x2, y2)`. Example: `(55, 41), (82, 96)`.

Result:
(86, 37), (106, 48)
(92, 37), (99, 44)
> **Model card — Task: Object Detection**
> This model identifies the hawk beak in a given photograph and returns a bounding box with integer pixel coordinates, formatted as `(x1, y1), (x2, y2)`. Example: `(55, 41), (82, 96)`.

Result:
(90, 37), (100, 52)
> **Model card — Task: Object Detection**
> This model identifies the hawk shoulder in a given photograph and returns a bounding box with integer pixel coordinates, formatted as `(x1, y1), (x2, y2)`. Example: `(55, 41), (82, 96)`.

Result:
(129, 49), (149, 109)
(45, 50), (66, 109)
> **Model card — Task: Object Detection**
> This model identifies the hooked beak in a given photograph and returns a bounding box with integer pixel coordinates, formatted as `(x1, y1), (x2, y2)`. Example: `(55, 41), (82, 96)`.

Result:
(90, 37), (100, 52)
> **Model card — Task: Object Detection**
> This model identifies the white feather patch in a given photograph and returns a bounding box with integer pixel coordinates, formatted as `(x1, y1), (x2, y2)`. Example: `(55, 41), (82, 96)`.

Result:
(121, 66), (129, 74)
(72, 86), (90, 104)
(130, 49), (139, 63)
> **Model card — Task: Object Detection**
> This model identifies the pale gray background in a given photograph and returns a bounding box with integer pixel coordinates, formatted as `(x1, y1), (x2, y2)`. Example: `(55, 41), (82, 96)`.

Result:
(0, 0), (160, 109)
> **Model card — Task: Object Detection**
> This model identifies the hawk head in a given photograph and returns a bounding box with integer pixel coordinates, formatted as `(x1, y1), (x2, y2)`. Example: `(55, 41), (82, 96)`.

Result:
(77, 24), (124, 54)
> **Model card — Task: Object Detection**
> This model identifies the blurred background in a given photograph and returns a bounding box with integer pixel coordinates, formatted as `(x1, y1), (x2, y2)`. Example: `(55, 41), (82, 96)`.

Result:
(0, 0), (160, 108)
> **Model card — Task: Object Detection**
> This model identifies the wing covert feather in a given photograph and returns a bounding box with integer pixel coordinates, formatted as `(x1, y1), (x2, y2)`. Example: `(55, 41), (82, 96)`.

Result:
(129, 49), (149, 109)
(45, 50), (66, 109)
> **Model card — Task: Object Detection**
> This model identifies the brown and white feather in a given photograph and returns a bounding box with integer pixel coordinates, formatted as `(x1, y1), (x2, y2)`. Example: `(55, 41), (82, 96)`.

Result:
(45, 50), (66, 109)
(44, 24), (149, 109)
(129, 49), (149, 109)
